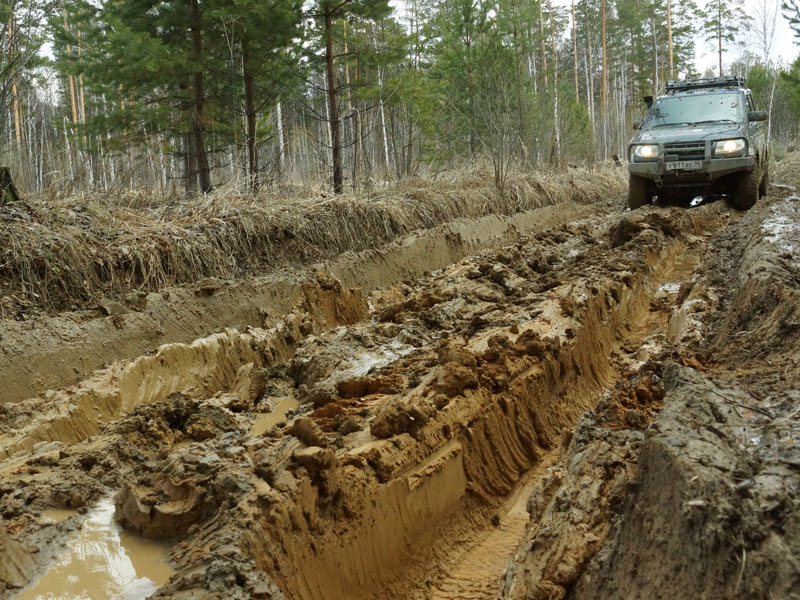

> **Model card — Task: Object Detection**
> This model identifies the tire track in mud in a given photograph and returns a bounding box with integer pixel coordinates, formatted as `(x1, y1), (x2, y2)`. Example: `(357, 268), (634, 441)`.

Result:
(0, 200), (735, 600)
(430, 463), (553, 600)
(426, 208), (721, 599)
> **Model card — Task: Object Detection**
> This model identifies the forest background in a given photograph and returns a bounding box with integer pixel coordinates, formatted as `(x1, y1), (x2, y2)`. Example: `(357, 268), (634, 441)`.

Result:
(3, 0), (800, 197)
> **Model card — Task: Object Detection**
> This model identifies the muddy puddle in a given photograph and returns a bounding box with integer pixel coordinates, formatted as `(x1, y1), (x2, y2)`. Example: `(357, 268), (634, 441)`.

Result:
(250, 396), (300, 436)
(40, 508), (77, 524)
(14, 499), (173, 600)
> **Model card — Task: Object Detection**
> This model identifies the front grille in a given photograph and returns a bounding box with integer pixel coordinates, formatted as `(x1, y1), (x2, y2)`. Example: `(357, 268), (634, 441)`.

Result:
(664, 142), (705, 161)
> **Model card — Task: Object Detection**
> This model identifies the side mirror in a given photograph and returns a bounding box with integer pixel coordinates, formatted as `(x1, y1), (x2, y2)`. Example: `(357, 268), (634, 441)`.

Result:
(633, 120), (642, 130)
(748, 110), (768, 122)
(643, 95), (653, 109)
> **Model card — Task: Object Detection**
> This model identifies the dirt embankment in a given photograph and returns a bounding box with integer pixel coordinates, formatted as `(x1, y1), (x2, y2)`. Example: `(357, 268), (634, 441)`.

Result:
(0, 167), (623, 316)
(2, 164), (799, 600)
(502, 186), (800, 600)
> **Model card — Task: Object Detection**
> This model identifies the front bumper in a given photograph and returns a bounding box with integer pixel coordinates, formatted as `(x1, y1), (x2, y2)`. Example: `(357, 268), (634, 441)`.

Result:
(628, 141), (755, 186)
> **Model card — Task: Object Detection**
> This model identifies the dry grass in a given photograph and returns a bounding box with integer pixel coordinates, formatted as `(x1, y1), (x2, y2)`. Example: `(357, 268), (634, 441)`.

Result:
(0, 165), (626, 315)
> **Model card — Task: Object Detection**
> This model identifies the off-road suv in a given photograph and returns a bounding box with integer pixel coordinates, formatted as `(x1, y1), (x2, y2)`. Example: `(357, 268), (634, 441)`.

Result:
(627, 75), (768, 210)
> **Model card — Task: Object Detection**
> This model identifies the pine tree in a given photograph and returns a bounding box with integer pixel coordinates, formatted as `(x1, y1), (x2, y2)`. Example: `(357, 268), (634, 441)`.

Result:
(308, 0), (392, 194)
(701, 0), (751, 76)
(784, 0), (800, 38)
(1, 0), (51, 158)
(230, 0), (302, 190)
(56, 0), (301, 193)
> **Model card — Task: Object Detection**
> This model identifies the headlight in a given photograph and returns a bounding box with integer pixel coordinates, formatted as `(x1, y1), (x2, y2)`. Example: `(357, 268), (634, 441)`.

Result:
(632, 144), (658, 161)
(714, 138), (746, 156)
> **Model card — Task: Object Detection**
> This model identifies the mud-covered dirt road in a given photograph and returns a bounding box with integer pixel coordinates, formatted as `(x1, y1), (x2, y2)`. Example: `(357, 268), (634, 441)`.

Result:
(1, 172), (798, 600)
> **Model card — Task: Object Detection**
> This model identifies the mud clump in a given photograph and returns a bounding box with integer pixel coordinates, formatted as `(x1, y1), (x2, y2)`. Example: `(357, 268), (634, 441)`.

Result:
(287, 417), (327, 447)
(594, 372), (665, 431)
(371, 402), (433, 439)
(115, 431), (251, 539)
(609, 209), (691, 248)
(336, 373), (406, 399)
(293, 446), (340, 500)
(185, 404), (241, 441)
(609, 218), (644, 247)
(112, 396), (250, 539)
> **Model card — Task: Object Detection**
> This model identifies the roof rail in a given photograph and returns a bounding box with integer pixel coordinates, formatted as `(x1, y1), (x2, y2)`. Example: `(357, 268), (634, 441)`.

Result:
(665, 75), (746, 93)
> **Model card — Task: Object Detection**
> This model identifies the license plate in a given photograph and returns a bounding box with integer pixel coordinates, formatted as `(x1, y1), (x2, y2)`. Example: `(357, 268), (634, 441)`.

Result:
(666, 160), (702, 171)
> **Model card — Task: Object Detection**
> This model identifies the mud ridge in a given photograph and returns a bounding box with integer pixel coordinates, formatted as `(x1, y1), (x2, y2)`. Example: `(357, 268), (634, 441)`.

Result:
(2, 201), (598, 405)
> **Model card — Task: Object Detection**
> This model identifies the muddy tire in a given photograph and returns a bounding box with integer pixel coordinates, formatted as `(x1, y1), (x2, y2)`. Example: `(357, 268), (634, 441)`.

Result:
(628, 175), (651, 210)
(759, 165), (769, 198)
(734, 167), (759, 211)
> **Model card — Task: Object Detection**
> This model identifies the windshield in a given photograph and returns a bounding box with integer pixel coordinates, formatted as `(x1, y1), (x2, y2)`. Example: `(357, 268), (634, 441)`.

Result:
(644, 92), (745, 129)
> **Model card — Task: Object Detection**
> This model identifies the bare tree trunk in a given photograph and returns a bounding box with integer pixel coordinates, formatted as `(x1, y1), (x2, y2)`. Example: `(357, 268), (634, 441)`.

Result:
(63, 118), (74, 180)
(549, 0), (560, 163)
(62, 8), (79, 128)
(652, 17), (659, 92)
(6, 17), (24, 149)
(717, 0), (723, 76)
(77, 29), (86, 125)
(373, 25), (391, 174)
(585, 7), (594, 125)
(509, 0), (528, 156)
(528, 22), (538, 94)
(277, 100), (286, 174)
(242, 32), (259, 190)
(666, 0), (674, 79)
(189, 0), (212, 193)
(183, 131), (196, 193)
(538, 0), (548, 87)
(11, 72), (22, 148)
(343, 20), (358, 186)
(378, 66), (391, 174)
(324, 10), (343, 194)
(572, 0), (579, 103)
(354, 43), (363, 181)
(767, 68), (777, 144)
(602, 0), (608, 161)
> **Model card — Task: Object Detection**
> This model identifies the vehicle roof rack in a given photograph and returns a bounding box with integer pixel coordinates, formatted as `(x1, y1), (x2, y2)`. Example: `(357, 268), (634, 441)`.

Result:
(665, 75), (746, 93)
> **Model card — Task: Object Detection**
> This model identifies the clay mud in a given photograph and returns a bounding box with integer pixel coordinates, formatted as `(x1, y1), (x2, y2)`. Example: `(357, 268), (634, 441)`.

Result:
(1, 173), (799, 600)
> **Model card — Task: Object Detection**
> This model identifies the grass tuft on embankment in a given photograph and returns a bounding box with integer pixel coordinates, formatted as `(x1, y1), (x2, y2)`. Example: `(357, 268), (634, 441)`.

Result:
(0, 166), (625, 315)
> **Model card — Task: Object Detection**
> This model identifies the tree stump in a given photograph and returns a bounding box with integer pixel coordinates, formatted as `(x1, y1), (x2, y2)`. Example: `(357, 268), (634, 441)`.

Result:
(0, 168), (20, 204)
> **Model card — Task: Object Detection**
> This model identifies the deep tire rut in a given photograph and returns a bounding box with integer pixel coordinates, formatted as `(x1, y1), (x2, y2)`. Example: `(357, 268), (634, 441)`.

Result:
(6, 196), (783, 600)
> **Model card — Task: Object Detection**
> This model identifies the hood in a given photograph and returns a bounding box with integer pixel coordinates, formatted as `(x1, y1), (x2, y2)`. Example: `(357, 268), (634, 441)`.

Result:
(635, 122), (744, 144)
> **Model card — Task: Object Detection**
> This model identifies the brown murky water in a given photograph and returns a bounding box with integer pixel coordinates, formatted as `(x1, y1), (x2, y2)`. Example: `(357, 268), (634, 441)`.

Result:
(40, 508), (78, 524)
(250, 395), (299, 436)
(14, 498), (173, 600)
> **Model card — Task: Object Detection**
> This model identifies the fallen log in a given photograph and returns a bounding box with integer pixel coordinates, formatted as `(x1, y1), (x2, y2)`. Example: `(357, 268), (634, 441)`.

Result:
(1, 167), (20, 203)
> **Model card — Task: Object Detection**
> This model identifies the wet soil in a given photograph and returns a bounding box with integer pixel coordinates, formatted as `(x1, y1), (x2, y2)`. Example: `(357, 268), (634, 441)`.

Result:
(1, 173), (799, 600)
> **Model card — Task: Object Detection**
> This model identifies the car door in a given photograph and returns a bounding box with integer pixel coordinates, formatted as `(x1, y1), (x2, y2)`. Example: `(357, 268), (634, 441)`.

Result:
(746, 91), (767, 163)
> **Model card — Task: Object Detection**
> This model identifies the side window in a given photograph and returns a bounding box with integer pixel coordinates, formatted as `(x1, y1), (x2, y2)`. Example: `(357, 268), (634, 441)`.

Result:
(746, 93), (756, 111)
